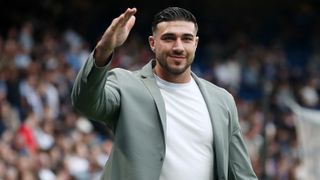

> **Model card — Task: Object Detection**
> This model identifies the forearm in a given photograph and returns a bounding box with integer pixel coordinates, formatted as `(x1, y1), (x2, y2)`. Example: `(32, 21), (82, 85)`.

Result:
(228, 95), (258, 179)
(229, 128), (258, 179)
(71, 51), (117, 121)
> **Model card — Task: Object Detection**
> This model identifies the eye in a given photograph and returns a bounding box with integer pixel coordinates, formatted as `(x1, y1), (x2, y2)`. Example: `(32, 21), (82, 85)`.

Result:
(184, 37), (193, 41)
(162, 36), (175, 41)
(182, 36), (194, 42)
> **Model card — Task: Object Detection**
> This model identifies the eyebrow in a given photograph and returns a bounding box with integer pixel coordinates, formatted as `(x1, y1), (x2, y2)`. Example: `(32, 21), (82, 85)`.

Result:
(161, 33), (195, 38)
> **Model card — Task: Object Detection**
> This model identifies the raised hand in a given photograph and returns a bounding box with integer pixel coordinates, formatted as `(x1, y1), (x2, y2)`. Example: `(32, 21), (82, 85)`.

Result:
(94, 8), (137, 66)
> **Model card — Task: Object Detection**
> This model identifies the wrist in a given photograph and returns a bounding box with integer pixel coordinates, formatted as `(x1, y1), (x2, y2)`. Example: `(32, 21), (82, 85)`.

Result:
(94, 44), (113, 67)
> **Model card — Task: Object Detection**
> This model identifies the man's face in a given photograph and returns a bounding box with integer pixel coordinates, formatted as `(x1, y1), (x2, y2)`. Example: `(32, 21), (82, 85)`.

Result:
(149, 21), (198, 78)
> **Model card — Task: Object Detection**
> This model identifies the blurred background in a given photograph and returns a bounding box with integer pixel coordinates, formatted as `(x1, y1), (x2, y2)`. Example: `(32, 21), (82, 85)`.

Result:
(1, 0), (320, 179)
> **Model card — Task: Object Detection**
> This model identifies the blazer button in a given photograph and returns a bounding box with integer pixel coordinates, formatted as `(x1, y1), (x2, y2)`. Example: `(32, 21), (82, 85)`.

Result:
(160, 157), (164, 162)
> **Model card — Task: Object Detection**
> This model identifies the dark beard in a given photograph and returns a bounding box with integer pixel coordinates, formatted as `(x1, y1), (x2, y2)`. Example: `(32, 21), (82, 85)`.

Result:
(158, 59), (190, 75)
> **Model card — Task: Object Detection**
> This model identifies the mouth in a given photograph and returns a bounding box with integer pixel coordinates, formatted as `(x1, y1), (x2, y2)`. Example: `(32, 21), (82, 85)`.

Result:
(169, 55), (186, 62)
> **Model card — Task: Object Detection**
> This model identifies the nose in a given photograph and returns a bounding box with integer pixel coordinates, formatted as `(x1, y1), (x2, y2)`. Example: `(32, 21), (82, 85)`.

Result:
(172, 39), (184, 52)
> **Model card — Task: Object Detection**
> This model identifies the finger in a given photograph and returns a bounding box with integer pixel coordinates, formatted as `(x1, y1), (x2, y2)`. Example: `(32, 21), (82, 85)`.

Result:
(123, 8), (137, 20)
(120, 8), (137, 26)
(108, 8), (136, 32)
(126, 15), (136, 31)
(108, 14), (124, 32)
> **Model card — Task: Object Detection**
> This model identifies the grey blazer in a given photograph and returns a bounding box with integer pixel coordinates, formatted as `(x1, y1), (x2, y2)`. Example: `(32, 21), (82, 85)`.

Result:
(71, 52), (258, 180)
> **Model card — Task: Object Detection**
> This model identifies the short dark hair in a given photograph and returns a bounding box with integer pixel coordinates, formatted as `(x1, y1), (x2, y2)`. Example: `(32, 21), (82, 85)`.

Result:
(151, 7), (198, 33)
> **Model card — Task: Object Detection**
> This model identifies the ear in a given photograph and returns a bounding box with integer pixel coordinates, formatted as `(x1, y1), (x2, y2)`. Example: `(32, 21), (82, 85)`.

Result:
(148, 36), (155, 52)
(195, 36), (199, 47)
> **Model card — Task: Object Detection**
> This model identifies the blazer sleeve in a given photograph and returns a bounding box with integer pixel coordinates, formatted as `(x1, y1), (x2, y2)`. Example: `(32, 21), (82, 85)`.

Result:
(71, 51), (120, 124)
(227, 95), (258, 180)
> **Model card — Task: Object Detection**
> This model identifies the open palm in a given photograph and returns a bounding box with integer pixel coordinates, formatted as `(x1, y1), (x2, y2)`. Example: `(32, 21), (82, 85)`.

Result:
(101, 8), (137, 50)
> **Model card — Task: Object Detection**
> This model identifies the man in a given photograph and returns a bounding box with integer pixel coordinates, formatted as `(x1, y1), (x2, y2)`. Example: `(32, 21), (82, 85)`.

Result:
(72, 7), (257, 180)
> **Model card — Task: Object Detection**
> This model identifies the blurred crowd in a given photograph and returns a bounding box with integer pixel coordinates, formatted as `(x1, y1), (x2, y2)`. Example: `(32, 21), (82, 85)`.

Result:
(0, 23), (115, 180)
(1, 5), (320, 179)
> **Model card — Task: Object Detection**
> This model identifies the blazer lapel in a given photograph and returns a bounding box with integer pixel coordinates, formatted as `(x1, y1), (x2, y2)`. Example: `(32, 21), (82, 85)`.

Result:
(192, 73), (226, 179)
(140, 60), (167, 135)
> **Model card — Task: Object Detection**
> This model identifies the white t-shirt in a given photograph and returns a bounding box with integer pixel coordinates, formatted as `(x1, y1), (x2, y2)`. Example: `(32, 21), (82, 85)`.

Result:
(155, 75), (213, 180)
